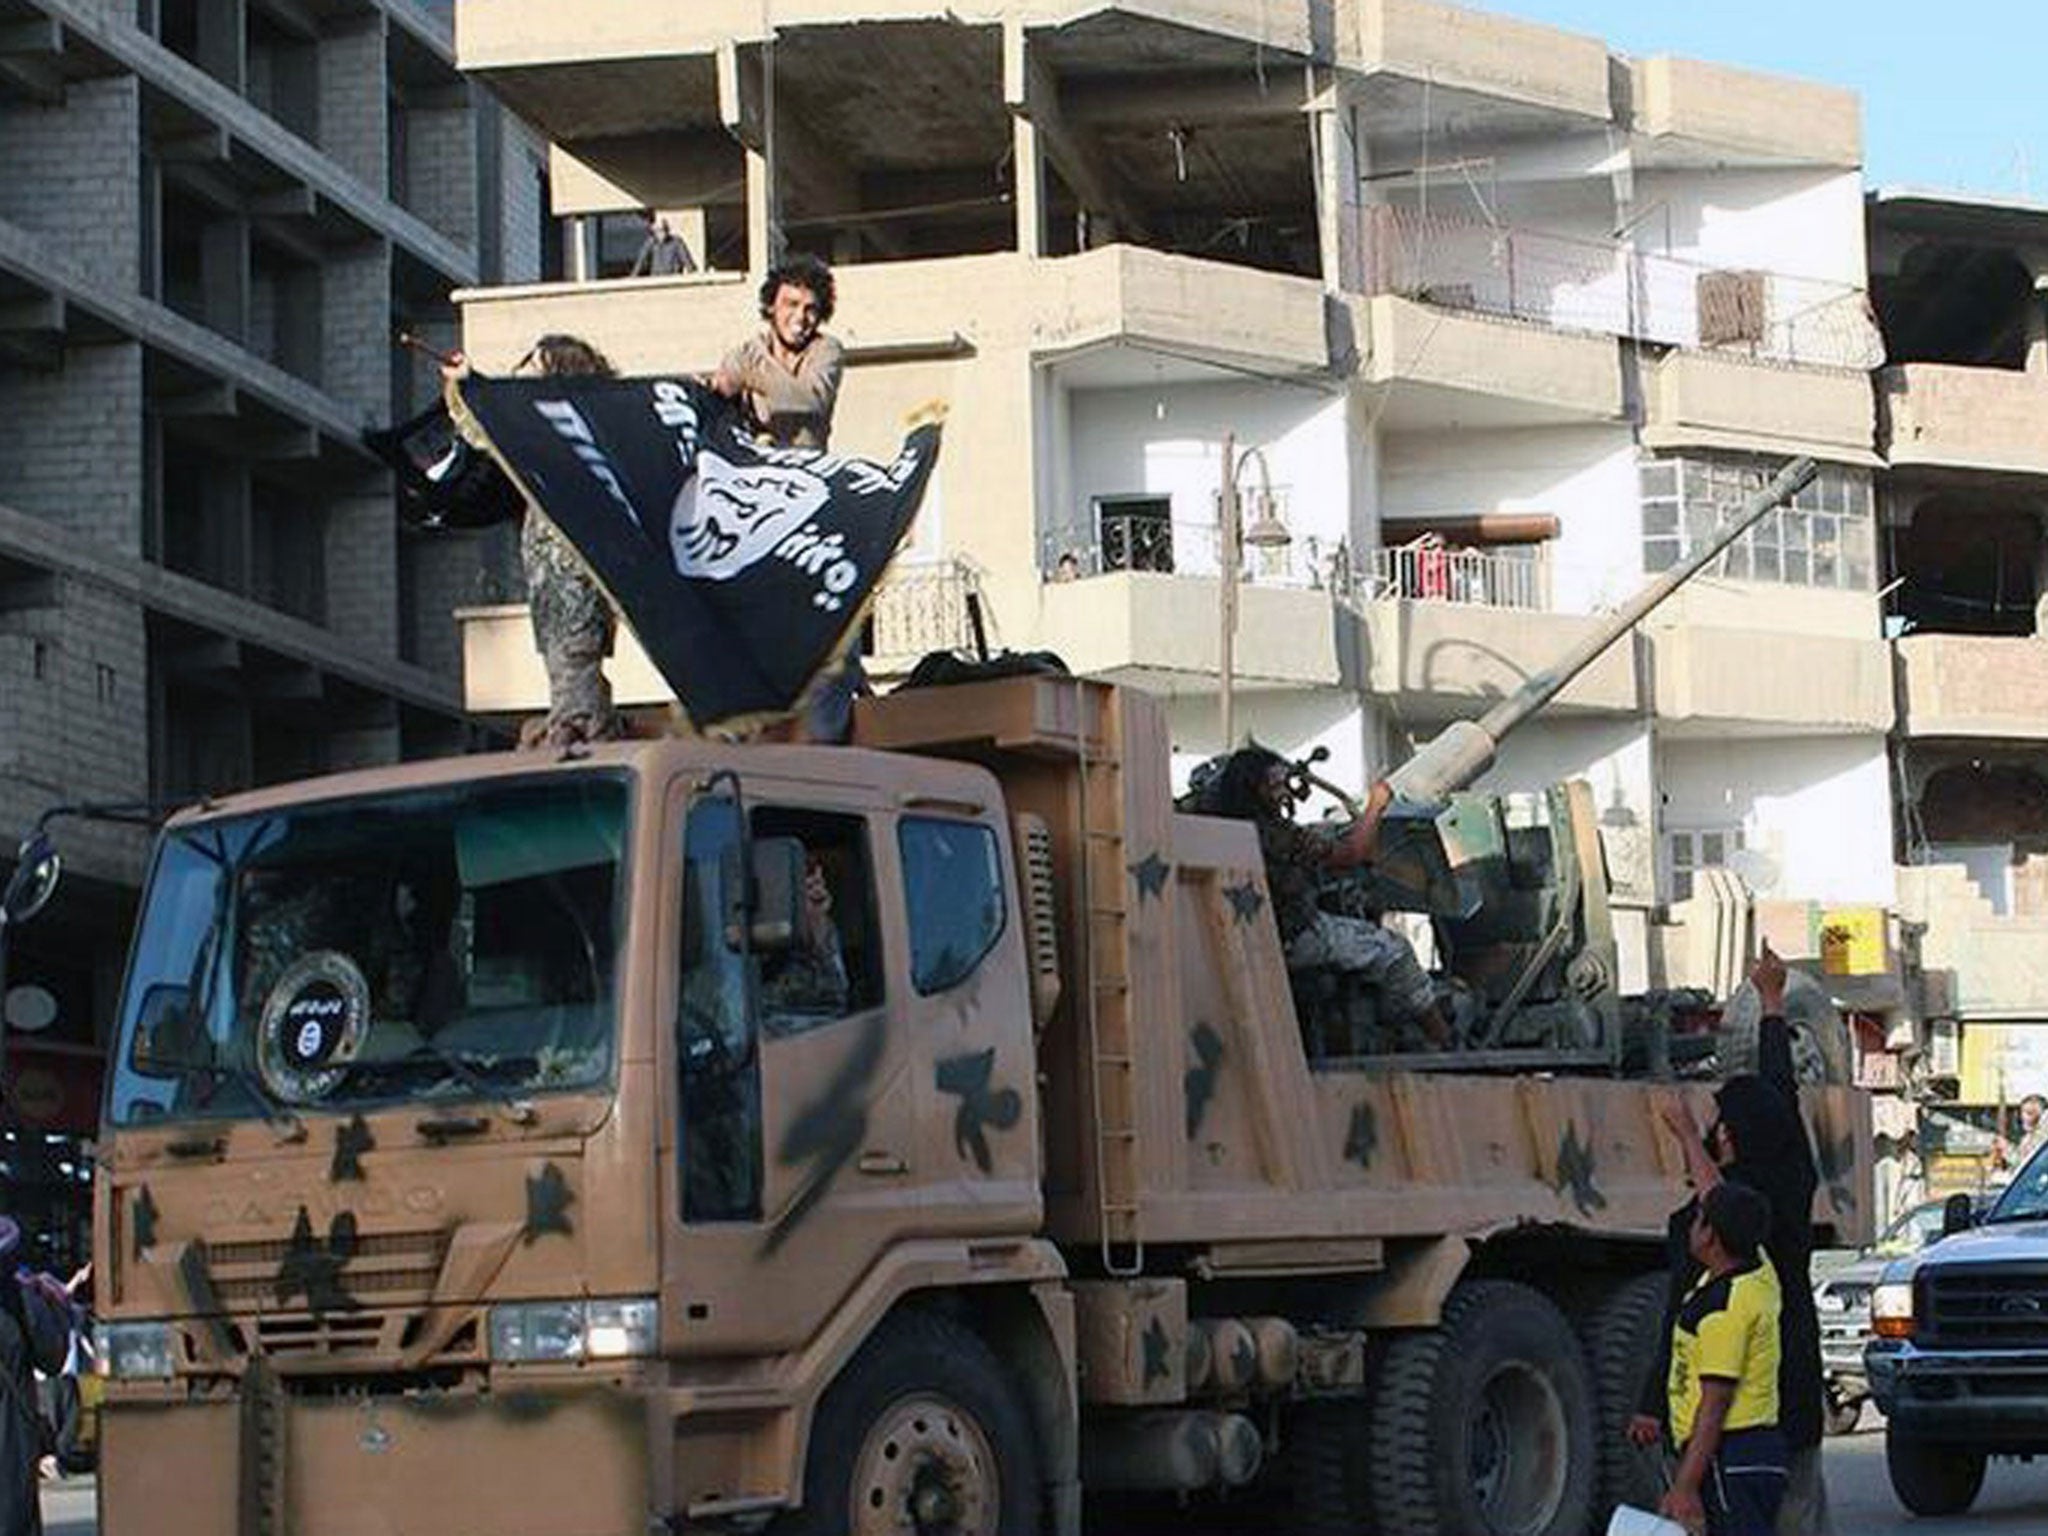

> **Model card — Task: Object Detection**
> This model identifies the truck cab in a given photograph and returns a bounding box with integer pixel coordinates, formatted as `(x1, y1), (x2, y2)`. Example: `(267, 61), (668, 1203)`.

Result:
(91, 737), (1060, 1535)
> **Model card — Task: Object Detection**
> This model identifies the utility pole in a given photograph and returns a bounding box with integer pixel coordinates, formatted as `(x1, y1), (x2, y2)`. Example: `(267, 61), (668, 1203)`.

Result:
(1218, 432), (1240, 751)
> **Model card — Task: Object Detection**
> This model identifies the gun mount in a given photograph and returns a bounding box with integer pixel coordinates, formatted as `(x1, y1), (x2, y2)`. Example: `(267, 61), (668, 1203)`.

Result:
(1238, 456), (1824, 1074)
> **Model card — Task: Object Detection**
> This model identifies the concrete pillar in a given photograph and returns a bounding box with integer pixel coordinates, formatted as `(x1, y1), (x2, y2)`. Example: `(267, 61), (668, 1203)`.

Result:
(2025, 281), (2048, 378)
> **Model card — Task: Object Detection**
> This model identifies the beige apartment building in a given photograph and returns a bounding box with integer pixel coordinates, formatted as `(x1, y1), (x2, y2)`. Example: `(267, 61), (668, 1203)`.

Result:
(452, 2), (1901, 1034)
(1872, 188), (2048, 1122)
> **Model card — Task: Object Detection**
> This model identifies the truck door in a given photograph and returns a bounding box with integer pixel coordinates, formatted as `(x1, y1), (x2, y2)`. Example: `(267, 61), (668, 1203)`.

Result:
(660, 777), (915, 1355)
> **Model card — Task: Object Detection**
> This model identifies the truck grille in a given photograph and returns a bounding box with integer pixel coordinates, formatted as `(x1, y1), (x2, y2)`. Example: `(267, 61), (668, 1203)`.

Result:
(1923, 1267), (2048, 1347)
(202, 1228), (449, 1310)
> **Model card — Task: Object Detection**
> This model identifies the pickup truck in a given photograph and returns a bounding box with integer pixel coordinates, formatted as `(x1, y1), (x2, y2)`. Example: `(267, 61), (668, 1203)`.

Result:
(1814, 1196), (1975, 1435)
(1867, 1143), (2048, 1515)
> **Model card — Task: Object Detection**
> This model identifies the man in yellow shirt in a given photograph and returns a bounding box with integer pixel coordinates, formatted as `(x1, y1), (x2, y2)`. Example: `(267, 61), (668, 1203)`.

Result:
(1661, 1180), (1789, 1536)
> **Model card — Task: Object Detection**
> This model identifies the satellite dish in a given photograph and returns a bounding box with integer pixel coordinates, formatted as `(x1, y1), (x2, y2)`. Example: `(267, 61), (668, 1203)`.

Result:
(3, 984), (58, 1033)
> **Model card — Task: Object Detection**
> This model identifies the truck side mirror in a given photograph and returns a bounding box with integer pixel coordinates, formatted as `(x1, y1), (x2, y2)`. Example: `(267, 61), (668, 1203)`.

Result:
(1940, 1191), (1976, 1239)
(2, 832), (60, 927)
(723, 837), (804, 955)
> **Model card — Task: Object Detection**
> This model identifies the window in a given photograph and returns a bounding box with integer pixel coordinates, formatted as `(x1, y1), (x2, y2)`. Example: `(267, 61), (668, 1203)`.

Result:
(750, 806), (883, 1034)
(1665, 827), (1744, 905)
(1095, 496), (1174, 573)
(899, 817), (1006, 994)
(1639, 455), (1873, 592)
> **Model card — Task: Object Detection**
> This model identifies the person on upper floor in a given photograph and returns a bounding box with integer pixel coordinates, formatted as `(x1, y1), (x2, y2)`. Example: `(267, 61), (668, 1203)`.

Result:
(711, 254), (845, 451)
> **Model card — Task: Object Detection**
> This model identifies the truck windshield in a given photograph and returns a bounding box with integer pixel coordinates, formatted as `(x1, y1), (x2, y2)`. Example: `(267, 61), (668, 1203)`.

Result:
(1988, 1144), (2048, 1224)
(108, 775), (629, 1127)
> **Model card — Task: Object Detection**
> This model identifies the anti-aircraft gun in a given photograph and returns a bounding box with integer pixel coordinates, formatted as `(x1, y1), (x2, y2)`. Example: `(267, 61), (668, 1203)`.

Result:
(1275, 458), (1832, 1077)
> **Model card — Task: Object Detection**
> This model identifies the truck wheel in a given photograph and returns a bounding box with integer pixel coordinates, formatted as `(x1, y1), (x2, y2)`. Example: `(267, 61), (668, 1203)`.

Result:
(1371, 1281), (1596, 1536)
(1580, 1273), (1669, 1526)
(1885, 1427), (1985, 1517)
(780, 1311), (1040, 1536)
(1717, 970), (1852, 1085)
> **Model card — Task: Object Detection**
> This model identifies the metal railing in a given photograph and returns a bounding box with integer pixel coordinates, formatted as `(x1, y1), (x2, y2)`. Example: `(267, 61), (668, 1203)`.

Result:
(1355, 204), (1885, 372)
(1363, 542), (1548, 611)
(1040, 520), (1553, 614)
(869, 559), (984, 659)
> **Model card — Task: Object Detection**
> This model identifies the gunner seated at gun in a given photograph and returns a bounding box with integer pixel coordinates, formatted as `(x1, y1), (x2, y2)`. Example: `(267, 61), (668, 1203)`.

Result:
(1211, 748), (1452, 1050)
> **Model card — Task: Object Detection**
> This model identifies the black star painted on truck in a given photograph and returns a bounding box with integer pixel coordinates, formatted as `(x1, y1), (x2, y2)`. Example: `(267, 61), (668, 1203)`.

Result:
(1553, 1122), (1607, 1216)
(275, 1207), (360, 1318)
(1185, 1023), (1226, 1140)
(935, 1048), (1023, 1174)
(331, 1114), (375, 1182)
(1129, 853), (1171, 902)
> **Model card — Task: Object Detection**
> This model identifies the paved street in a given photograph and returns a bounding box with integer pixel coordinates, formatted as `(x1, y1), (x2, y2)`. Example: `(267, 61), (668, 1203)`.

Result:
(42, 1415), (2048, 1536)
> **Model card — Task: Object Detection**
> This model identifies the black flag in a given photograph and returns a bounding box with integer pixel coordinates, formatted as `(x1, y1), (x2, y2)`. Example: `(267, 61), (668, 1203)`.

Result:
(454, 375), (941, 732)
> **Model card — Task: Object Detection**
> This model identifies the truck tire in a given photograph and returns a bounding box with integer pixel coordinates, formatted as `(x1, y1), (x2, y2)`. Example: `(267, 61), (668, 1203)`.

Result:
(1717, 969), (1853, 1086)
(1370, 1281), (1596, 1536)
(778, 1310), (1040, 1536)
(1580, 1273), (1669, 1527)
(1885, 1427), (1985, 1517)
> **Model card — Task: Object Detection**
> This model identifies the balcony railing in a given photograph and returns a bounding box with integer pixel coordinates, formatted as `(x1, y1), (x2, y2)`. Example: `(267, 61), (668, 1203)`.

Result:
(1364, 542), (1548, 611)
(1355, 205), (1884, 372)
(870, 559), (984, 661)
(1040, 520), (1552, 614)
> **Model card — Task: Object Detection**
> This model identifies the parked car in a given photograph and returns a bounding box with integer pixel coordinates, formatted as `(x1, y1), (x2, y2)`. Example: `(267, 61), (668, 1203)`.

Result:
(1813, 1194), (1986, 1434)
(1866, 1144), (2048, 1515)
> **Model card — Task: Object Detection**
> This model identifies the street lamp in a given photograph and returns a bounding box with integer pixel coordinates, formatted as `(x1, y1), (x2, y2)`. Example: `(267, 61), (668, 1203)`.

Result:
(1217, 434), (1293, 749)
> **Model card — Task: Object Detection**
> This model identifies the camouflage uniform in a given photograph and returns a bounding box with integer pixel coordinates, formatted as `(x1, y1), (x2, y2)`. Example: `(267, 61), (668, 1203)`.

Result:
(1259, 816), (1439, 1032)
(521, 510), (620, 747)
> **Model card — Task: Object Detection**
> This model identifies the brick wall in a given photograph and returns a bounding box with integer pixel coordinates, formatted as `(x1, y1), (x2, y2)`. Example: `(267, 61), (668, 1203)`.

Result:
(498, 122), (547, 285)
(402, 96), (478, 246)
(0, 341), (146, 554)
(317, 14), (389, 194)
(0, 76), (142, 291)
(325, 487), (400, 657)
(320, 238), (392, 425)
(0, 579), (151, 885)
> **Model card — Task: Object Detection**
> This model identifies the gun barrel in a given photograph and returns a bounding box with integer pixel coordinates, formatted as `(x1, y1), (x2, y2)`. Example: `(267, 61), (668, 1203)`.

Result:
(1388, 456), (1818, 803)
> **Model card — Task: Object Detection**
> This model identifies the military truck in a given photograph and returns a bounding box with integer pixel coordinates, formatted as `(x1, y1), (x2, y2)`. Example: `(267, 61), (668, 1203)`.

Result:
(19, 459), (1870, 1536)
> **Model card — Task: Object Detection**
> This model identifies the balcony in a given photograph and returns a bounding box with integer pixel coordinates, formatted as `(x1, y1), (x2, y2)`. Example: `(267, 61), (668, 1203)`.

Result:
(1629, 56), (1861, 169)
(455, 560), (985, 716)
(1650, 624), (1892, 735)
(1895, 633), (2048, 741)
(1641, 351), (1877, 465)
(458, 247), (1329, 379)
(1882, 364), (2048, 478)
(1354, 294), (1623, 428)
(1356, 206), (1882, 372)
(1034, 570), (1343, 694)
(1346, 544), (1638, 718)
(1343, 0), (1612, 123)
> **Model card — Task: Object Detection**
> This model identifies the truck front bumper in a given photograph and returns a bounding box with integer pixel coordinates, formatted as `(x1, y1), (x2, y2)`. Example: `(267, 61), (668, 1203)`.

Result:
(99, 1376), (654, 1536)
(1866, 1339), (2048, 1447)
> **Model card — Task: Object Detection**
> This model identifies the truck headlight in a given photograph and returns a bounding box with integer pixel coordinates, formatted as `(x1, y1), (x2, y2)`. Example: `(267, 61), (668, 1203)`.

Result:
(488, 1298), (657, 1362)
(99, 1321), (176, 1380)
(1871, 1281), (1915, 1339)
